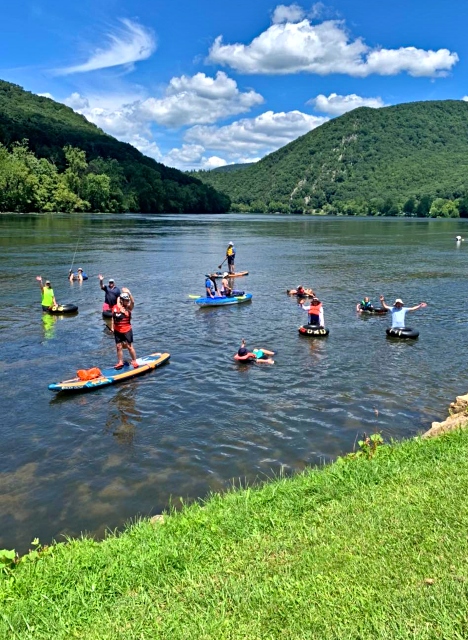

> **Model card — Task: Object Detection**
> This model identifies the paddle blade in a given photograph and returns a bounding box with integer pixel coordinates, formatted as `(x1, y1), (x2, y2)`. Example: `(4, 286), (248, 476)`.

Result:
(189, 294), (201, 299)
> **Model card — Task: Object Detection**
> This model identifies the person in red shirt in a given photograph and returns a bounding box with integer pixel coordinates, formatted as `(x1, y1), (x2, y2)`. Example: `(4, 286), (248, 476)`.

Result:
(111, 288), (138, 369)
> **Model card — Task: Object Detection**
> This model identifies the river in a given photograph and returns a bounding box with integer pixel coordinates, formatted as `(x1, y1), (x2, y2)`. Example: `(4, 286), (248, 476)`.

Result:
(1, 213), (467, 552)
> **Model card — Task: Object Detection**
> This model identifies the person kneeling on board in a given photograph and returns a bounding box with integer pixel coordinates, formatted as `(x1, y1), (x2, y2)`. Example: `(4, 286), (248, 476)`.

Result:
(111, 289), (138, 369)
(36, 276), (57, 311)
(300, 297), (324, 326)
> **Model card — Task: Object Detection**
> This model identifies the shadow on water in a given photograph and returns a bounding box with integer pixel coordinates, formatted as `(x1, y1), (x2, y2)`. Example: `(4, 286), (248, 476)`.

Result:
(2, 213), (468, 551)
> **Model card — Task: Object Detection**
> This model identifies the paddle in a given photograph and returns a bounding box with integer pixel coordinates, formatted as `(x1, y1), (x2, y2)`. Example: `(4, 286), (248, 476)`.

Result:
(218, 256), (227, 269)
(189, 294), (201, 299)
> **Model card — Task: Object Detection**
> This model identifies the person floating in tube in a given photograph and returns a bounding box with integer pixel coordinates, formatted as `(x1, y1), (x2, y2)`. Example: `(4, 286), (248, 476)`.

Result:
(356, 296), (374, 312)
(236, 339), (275, 364)
(300, 297), (325, 327)
(36, 276), (57, 311)
(379, 296), (427, 328)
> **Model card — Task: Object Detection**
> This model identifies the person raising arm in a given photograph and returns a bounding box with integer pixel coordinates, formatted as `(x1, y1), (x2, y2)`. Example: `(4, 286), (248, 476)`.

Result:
(380, 296), (427, 328)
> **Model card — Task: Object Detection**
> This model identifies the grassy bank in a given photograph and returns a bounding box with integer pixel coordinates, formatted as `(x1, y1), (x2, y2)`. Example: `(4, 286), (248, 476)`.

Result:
(2, 430), (468, 639)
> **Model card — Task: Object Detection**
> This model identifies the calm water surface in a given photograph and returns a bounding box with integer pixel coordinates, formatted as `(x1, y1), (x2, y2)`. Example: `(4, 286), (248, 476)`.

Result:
(1, 213), (468, 551)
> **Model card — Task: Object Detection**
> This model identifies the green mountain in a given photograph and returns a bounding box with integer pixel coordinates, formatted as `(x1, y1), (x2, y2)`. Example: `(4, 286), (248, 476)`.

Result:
(192, 100), (468, 216)
(0, 80), (230, 213)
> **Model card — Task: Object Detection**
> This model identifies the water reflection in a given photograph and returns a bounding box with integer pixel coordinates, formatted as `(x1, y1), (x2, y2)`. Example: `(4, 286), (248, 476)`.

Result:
(105, 386), (141, 445)
(41, 313), (58, 340)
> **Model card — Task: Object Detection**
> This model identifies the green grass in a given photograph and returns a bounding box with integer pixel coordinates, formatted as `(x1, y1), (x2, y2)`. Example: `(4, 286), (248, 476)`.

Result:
(2, 430), (468, 639)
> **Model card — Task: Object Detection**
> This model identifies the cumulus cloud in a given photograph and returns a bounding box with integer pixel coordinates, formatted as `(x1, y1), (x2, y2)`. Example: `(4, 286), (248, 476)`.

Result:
(310, 92), (385, 115)
(207, 15), (458, 77)
(38, 92), (54, 100)
(55, 19), (155, 75)
(162, 145), (228, 170)
(185, 109), (327, 154)
(139, 71), (263, 127)
(272, 4), (305, 24)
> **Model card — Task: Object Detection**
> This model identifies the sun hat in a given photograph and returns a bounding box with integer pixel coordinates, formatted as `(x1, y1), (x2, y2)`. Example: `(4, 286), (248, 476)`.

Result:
(394, 298), (404, 305)
(228, 241), (233, 245)
(223, 272), (229, 277)
(78, 267), (83, 272)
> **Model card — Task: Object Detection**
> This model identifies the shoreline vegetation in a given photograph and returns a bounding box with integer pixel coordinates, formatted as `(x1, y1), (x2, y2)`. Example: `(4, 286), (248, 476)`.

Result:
(2, 399), (468, 638)
(0, 80), (230, 214)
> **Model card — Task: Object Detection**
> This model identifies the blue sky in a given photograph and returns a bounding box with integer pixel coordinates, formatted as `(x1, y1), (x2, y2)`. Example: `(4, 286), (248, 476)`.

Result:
(1, 0), (466, 169)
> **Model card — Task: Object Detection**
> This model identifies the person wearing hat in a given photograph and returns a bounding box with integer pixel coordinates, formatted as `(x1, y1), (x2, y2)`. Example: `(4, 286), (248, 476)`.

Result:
(300, 297), (325, 326)
(205, 274), (218, 298)
(36, 276), (57, 311)
(226, 241), (236, 274)
(220, 272), (232, 297)
(379, 296), (427, 328)
(68, 267), (85, 282)
(110, 288), (138, 369)
(99, 275), (121, 314)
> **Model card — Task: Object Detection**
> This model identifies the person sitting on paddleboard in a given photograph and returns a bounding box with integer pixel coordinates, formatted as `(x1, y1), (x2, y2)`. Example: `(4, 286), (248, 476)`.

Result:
(205, 275), (218, 298)
(300, 297), (325, 326)
(69, 267), (85, 282)
(226, 241), (236, 274)
(111, 289), (138, 369)
(356, 296), (374, 312)
(236, 339), (274, 364)
(99, 275), (121, 313)
(220, 272), (232, 297)
(36, 276), (57, 311)
(379, 296), (427, 328)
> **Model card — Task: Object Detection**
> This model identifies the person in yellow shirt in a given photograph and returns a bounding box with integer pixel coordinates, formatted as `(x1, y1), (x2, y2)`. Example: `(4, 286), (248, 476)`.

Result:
(36, 276), (57, 311)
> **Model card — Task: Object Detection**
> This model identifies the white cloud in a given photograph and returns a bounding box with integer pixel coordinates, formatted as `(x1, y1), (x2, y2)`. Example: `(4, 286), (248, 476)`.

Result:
(64, 92), (90, 110)
(55, 19), (155, 75)
(272, 4), (305, 24)
(139, 71), (263, 127)
(38, 92), (54, 100)
(207, 15), (458, 77)
(463, 96), (468, 102)
(162, 145), (228, 170)
(310, 92), (385, 115)
(185, 109), (327, 154)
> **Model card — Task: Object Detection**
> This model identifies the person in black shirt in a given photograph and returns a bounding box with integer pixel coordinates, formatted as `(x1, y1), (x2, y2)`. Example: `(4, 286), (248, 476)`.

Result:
(99, 275), (121, 313)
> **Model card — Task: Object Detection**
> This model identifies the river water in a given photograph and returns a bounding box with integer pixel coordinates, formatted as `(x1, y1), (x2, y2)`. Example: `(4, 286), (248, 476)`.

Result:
(1, 213), (468, 551)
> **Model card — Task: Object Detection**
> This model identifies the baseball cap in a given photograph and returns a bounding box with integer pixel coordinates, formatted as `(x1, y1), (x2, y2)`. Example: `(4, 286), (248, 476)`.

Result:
(108, 278), (115, 283)
(228, 241), (233, 245)
(45, 280), (51, 285)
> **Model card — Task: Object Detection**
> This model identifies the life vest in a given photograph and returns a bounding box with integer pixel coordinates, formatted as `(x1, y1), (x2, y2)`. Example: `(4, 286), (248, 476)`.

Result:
(226, 246), (234, 257)
(112, 305), (132, 332)
(77, 367), (102, 381)
(308, 302), (322, 316)
(361, 300), (372, 309)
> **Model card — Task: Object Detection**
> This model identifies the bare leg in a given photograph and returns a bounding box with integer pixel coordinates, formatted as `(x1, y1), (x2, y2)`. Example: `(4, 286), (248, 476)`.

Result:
(127, 344), (138, 366)
(115, 343), (124, 366)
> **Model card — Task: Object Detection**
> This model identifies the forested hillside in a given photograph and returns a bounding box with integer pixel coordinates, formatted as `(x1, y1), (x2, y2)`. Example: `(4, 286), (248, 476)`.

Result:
(193, 101), (468, 217)
(0, 80), (230, 213)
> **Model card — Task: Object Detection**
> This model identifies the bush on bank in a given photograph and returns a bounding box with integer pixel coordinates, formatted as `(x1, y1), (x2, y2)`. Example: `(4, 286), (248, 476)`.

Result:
(2, 429), (468, 639)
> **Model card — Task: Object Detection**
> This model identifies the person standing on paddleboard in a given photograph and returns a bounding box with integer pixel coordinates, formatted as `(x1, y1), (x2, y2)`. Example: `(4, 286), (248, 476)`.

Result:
(226, 241), (236, 274)
(99, 275), (121, 314)
(36, 276), (57, 311)
(111, 289), (138, 369)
